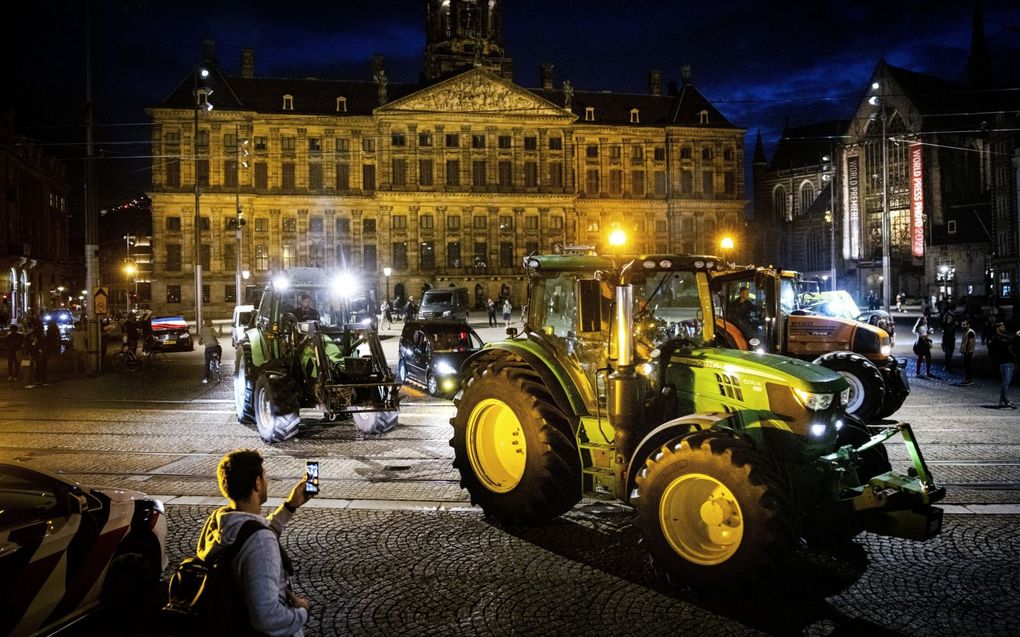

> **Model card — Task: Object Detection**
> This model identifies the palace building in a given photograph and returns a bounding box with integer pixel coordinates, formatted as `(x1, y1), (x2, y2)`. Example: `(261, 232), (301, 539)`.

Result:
(146, 1), (747, 318)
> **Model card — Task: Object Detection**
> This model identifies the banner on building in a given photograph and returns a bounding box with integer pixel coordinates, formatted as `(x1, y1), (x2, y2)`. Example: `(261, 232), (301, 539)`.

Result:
(910, 142), (924, 258)
(843, 150), (861, 260)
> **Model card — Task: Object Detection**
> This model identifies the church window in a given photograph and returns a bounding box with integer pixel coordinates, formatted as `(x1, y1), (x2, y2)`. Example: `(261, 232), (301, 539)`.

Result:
(799, 181), (815, 215)
(774, 186), (789, 221)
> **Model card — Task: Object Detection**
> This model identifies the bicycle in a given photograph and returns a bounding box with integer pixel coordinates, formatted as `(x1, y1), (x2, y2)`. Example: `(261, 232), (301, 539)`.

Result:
(112, 340), (168, 373)
(207, 348), (222, 382)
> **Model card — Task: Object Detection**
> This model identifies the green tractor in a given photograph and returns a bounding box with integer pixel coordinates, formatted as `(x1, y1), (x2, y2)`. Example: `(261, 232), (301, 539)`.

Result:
(235, 268), (400, 442)
(450, 251), (943, 587)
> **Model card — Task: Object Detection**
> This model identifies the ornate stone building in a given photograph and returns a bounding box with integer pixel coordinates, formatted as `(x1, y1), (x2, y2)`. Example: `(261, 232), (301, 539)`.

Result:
(146, 1), (746, 319)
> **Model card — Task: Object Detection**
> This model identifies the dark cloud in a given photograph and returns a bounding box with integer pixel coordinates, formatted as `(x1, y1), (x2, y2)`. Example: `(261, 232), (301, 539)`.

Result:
(5, 0), (1019, 207)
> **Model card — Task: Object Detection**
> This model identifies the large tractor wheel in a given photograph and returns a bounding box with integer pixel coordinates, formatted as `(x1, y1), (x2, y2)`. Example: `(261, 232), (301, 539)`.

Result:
(234, 346), (255, 424)
(450, 362), (581, 525)
(815, 352), (885, 423)
(632, 430), (795, 588)
(353, 410), (399, 434)
(254, 372), (301, 443)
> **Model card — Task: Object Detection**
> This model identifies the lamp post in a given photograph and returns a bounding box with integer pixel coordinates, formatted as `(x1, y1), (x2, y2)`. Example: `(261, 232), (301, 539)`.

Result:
(869, 77), (892, 313)
(234, 123), (248, 307)
(383, 267), (392, 303)
(821, 153), (837, 291)
(720, 236), (734, 265)
(123, 263), (136, 312)
(194, 65), (213, 331)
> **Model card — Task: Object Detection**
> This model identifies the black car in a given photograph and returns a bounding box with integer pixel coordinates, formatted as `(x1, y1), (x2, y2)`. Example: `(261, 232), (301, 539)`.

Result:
(397, 320), (483, 396)
(42, 308), (75, 342)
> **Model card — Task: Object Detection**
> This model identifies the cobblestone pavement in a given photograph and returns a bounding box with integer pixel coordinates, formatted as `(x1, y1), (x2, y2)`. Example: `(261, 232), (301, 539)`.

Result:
(2, 320), (1019, 636)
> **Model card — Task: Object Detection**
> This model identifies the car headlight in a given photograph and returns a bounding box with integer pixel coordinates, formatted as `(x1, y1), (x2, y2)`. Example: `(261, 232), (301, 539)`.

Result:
(794, 388), (834, 411)
(434, 360), (457, 375)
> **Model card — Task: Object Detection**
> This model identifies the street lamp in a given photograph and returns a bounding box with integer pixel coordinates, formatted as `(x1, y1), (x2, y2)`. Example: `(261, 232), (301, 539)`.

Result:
(869, 77), (892, 313)
(821, 153), (838, 291)
(720, 236), (734, 265)
(123, 262), (137, 312)
(234, 124), (249, 306)
(383, 267), (392, 303)
(194, 64), (214, 330)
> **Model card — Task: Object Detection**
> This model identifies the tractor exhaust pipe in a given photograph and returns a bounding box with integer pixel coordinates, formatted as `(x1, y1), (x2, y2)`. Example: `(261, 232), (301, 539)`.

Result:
(609, 283), (642, 499)
(615, 284), (634, 367)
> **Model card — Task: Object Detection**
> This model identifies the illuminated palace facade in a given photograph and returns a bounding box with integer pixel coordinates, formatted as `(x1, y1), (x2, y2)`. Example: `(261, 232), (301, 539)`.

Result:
(146, 0), (746, 318)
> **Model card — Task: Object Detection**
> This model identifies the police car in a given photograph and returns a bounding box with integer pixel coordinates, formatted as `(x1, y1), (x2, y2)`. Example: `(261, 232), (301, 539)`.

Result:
(0, 463), (168, 636)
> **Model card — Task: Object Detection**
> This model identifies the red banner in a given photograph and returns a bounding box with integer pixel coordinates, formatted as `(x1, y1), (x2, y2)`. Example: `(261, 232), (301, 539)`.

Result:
(910, 143), (924, 258)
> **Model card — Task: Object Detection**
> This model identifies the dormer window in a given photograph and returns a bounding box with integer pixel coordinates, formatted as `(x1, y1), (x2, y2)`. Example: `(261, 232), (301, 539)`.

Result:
(283, 94), (294, 111)
(698, 109), (709, 124)
(630, 108), (640, 124)
(585, 106), (595, 121)
(336, 96), (347, 113)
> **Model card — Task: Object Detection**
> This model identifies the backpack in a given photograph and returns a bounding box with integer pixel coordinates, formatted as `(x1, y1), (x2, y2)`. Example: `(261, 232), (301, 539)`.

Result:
(163, 519), (268, 633)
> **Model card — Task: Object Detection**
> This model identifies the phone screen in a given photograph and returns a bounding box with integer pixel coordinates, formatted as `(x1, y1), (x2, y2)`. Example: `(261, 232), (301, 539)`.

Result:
(304, 461), (319, 495)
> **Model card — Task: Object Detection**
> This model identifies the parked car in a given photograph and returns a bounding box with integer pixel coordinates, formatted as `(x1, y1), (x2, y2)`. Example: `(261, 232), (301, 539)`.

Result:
(151, 315), (193, 351)
(418, 287), (471, 320)
(42, 308), (75, 342)
(232, 304), (255, 347)
(397, 320), (483, 396)
(0, 463), (167, 636)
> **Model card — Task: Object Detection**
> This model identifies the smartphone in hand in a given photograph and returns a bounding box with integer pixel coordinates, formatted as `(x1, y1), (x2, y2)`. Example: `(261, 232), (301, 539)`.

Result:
(304, 461), (319, 496)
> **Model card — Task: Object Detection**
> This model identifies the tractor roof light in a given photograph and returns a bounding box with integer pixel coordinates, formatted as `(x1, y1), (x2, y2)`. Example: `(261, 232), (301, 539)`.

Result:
(332, 272), (359, 298)
(272, 275), (290, 291)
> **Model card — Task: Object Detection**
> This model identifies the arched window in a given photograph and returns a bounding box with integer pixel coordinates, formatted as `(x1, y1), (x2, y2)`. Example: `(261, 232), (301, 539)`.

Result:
(799, 181), (815, 216)
(804, 231), (824, 271)
(773, 186), (788, 222)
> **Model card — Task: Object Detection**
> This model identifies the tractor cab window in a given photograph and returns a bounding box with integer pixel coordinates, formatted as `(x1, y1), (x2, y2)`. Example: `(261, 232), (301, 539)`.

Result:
(780, 277), (797, 315)
(531, 272), (608, 391)
(717, 277), (768, 348)
(631, 271), (709, 355)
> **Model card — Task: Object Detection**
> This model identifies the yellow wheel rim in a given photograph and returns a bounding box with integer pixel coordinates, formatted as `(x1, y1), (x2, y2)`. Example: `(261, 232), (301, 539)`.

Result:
(466, 398), (527, 493)
(659, 472), (743, 565)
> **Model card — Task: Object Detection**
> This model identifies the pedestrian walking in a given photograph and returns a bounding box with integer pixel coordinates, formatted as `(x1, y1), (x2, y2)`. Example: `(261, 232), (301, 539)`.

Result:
(70, 321), (88, 374)
(26, 322), (48, 388)
(404, 297), (416, 322)
(502, 299), (512, 328)
(5, 324), (23, 381)
(200, 317), (222, 384)
(124, 313), (140, 355)
(380, 299), (391, 330)
(941, 312), (957, 372)
(988, 322), (1020, 408)
(912, 316), (934, 378)
(896, 292), (903, 313)
(486, 298), (497, 327)
(960, 319), (977, 385)
(197, 449), (312, 636)
(45, 321), (61, 356)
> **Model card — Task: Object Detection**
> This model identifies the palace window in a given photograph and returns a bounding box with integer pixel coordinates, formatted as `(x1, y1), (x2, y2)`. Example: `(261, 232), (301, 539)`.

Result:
(282, 94), (293, 110)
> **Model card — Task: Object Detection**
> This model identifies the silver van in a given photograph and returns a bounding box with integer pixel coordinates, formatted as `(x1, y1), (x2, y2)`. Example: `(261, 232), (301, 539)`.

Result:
(418, 288), (470, 320)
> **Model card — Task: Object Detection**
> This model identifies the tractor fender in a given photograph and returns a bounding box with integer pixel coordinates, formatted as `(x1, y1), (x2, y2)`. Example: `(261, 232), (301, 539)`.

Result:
(625, 412), (740, 503)
(811, 350), (877, 370)
(461, 342), (587, 421)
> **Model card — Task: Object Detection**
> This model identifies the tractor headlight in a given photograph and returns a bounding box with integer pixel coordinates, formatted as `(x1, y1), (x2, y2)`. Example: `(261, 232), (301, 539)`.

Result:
(434, 360), (457, 376)
(794, 388), (834, 411)
(880, 345), (891, 356)
(809, 423), (828, 437)
(637, 361), (656, 377)
(840, 387), (850, 405)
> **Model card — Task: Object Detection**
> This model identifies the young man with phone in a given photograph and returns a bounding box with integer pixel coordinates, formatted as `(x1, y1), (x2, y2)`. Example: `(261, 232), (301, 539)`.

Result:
(197, 449), (315, 636)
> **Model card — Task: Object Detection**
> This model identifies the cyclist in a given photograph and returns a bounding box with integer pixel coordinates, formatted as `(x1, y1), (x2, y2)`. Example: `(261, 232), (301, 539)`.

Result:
(200, 317), (223, 384)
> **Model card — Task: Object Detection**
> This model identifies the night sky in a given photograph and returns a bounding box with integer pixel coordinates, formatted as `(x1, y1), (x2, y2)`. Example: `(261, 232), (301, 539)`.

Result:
(5, 0), (1020, 217)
